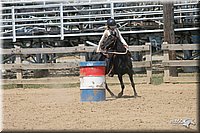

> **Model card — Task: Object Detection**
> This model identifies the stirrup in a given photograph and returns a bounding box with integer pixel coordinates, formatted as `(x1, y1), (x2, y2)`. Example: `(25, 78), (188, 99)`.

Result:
(107, 66), (114, 77)
(131, 57), (133, 61)
(108, 73), (114, 77)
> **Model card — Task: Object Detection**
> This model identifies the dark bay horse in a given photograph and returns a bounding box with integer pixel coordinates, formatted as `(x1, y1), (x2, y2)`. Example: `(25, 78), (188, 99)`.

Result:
(87, 35), (138, 98)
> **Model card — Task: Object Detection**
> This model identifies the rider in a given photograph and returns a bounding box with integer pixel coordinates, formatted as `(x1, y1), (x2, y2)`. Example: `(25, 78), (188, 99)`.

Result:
(96, 18), (129, 77)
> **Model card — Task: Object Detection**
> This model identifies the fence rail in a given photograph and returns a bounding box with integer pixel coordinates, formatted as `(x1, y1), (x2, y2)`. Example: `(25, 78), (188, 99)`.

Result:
(1, 43), (152, 84)
(1, 45), (150, 54)
(162, 42), (200, 83)
(2, 42), (199, 85)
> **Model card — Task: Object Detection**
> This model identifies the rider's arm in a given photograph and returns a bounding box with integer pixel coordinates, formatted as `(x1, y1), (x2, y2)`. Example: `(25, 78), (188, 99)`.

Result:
(117, 29), (128, 49)
(96, 30), (108, 52)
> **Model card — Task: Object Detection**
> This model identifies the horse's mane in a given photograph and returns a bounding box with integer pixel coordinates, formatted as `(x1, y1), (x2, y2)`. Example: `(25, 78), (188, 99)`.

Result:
(114, 37), (126, 53)
(101, 34), (126, 53)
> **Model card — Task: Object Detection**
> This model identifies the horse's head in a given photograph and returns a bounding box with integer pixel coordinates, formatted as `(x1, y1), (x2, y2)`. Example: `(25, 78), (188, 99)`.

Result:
(101, 35), (117, 51)
(101, 35), (126, 53)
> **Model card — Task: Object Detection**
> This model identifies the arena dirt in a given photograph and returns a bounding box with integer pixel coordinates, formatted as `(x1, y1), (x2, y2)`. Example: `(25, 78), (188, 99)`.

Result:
(2, 82), (198, 131)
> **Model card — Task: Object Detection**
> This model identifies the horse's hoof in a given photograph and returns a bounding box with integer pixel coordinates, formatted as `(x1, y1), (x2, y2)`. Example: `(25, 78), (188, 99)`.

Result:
(118, 93), (123, 98)
(134, 94), (141, 98)
(112, 95), (117, 98)
(108, 73), (114, 77)
(110, 94), (117, 98)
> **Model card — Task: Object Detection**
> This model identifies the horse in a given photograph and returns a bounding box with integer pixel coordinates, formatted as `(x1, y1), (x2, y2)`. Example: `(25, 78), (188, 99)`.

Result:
(87, 35), (138, 98)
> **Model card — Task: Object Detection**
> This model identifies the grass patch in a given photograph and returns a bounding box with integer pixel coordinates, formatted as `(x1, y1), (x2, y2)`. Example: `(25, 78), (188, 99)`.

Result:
(3, 84), (19, 89)
(2, 83), (81, 89)
(151, 75), (163, 85)
(46, 83), (80, 89)
(2, 82), (129, 89)
(2, 75), (166, 89)
(3, 84), (47, 89)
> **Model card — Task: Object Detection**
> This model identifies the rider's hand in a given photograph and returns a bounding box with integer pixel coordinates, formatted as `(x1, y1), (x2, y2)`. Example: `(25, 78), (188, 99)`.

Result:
(96, 49), (101, 53)
(123, 44), (129, 49)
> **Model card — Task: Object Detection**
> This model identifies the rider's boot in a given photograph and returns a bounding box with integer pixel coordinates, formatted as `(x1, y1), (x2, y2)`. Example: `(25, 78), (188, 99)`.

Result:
(108, 67), (114, 77)
(127, 50), (134, 61)
(108, 74), (114, 77)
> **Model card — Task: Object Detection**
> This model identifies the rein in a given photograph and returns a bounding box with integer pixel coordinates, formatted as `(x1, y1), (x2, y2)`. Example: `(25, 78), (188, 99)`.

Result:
(102, 48), (128, 55)
(101, 32), (128, 55)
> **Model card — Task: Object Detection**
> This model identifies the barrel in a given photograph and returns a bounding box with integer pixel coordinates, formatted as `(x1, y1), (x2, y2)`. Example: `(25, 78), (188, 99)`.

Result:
(79, 61), (106, 102)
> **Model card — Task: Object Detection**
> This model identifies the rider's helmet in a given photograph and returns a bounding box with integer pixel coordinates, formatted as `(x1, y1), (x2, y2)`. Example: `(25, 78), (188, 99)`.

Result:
(107, 18), (116, 26)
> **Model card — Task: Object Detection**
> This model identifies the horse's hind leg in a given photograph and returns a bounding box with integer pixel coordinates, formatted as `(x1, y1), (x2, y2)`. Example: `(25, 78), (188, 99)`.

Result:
(128, 73), (138, 96)
(117, 74), (125, 98)
(105, 83), (116, 98)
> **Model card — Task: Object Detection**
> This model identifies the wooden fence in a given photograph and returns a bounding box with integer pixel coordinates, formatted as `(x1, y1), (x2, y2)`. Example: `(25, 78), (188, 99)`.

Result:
(162, 42), (200, 83)
(1, 43), (152, 85)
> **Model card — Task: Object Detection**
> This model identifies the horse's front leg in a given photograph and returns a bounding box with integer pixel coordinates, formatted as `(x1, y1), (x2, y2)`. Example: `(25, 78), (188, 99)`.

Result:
(128, 73), (138, 97)
(105, 83), (116, 98)
(117, 74), (125, 98)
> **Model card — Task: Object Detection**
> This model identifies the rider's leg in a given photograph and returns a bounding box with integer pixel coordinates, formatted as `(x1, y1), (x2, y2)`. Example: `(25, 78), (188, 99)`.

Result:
(105, 57), (110, 74)
(127, 50), (133, 61)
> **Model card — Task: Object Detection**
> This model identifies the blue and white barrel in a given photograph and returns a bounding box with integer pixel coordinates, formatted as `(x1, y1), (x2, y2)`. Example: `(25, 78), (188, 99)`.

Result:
(79, 61), (106, 102)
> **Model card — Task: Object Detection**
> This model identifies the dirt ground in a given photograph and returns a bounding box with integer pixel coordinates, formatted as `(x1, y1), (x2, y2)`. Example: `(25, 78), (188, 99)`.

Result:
(2, 82), (198, 132)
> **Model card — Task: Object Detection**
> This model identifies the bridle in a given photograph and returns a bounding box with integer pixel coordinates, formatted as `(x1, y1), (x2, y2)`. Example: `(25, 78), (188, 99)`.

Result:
(102, 35), (128, 55)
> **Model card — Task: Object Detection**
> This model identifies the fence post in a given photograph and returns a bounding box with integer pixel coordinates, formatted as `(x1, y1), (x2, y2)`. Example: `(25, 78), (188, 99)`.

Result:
(12, 6), (16, 42)
(110, 2), (114, 19)
(145, 42), (152, 84)
(16, 56), (22, 80)
(163, 42), (170, 82)
(14, 47), (22, 80)
(15, 47), (23, 87)
(79, 44), (86, 61)
(60, 3), (64, 40)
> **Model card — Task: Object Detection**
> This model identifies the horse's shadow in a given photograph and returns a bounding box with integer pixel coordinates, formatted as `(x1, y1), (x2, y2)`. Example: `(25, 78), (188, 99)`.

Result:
(120, 95), (141, 98)
(106, 95), (141, 101)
